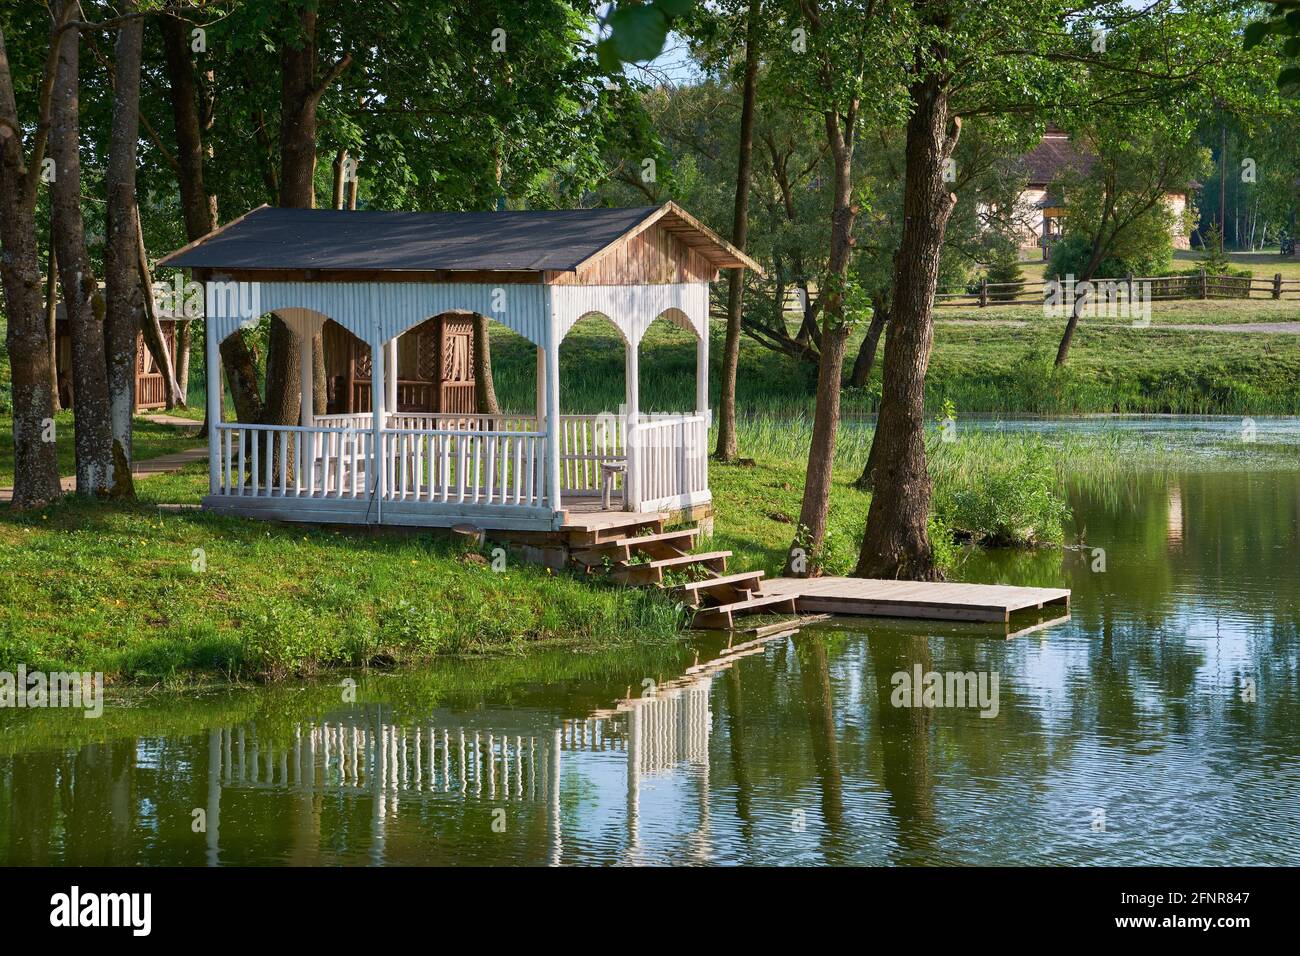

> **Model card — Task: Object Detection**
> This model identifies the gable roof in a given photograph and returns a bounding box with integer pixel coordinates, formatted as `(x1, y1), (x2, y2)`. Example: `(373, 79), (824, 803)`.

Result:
(1016, 131), (1094, 187)
(158, 202), (761, 276)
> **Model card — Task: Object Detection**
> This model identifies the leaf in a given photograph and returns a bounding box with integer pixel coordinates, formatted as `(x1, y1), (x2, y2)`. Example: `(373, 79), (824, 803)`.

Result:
(607, 7), (671, 63)
(1242, 19), (1276, 50)
(654, 0), (695, 17)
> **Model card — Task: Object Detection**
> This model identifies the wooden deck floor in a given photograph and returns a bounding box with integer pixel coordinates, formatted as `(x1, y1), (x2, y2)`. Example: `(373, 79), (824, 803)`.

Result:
(762, 576), (1070, 623)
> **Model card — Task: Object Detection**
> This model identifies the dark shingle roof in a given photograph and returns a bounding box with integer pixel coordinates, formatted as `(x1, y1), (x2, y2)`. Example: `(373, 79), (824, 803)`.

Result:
(159, 205), (662, 273)
(1017, 132), (1094, 187)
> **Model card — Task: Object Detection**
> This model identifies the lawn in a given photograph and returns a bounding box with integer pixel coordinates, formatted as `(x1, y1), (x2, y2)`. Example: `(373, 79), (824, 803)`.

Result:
(492, 308), (1300, 417)
(0, 410), (202, 487)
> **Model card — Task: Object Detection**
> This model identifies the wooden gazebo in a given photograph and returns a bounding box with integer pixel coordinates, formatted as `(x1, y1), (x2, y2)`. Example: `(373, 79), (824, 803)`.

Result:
(160, 202), (759, 533)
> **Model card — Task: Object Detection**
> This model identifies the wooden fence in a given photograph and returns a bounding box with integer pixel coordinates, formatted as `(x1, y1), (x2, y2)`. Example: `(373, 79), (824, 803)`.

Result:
(936, 270), (1300, 309)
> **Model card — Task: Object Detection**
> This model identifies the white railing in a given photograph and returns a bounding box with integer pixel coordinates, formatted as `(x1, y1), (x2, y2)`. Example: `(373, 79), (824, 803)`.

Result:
(633, 413), (709, 511)
(215, 423), (372, 498)
(212, 410), (706, 514)
(380, 427), (546, 506)
(557, 414), (627, 498)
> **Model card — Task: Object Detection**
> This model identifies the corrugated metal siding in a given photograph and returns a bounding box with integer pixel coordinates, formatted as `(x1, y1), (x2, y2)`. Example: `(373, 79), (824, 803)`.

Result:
(205, 281), (549, 347)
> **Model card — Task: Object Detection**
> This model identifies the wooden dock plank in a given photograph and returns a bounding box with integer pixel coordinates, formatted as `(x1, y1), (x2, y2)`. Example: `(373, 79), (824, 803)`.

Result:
(761, 576), (1070, 623)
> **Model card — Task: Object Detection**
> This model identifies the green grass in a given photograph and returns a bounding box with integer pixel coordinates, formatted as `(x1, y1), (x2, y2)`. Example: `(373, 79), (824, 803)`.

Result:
(0, 496), (688, 684)
(490, 310), (1300, 419)
(0, 411), (202, 486)
(940, 296), (1300, 326)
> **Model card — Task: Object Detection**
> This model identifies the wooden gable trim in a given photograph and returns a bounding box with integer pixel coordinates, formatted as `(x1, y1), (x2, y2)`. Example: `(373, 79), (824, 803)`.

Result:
(564, 201), (763, 280)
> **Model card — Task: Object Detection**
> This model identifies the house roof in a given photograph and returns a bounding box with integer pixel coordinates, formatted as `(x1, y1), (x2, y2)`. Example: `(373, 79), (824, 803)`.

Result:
(1017, 131), (1094, 187)
(158, 202), (761, 275)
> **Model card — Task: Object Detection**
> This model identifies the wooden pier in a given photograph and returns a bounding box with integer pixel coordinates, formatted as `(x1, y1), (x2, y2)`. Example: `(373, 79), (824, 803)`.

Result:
(761, 576), (1070, 624)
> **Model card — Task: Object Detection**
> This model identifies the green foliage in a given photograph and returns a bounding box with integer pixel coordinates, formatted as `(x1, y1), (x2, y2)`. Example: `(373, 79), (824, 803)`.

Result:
(1200, 222), (1231, 274)
(1048, 229), (1172, 280)
(985, 247), (1025, 301)
(930, 441), (1070, 547)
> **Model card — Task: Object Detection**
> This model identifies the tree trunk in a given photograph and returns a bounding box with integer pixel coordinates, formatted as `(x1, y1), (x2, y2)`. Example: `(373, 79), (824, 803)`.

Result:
(714, 0), (762, 462)
(262, 7), (349, 427)
(163, 10), (255, 425)
(848, 302), (887, 389)
(332, 148), (348, 209)
(786, 323), (849, 575)
(856, 78), (959, 581)
(0, 25), (61, 507)
(473, 314), (500, 414)
(103, 1), (144, 494)
(787, 107), (858, 575)
(49, 1), (113, 495)
(1053, 246), (1105, 366)
(46, 234), (60, 411)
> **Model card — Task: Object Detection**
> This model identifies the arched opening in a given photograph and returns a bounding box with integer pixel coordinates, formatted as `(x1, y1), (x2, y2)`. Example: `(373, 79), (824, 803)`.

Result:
(639, 308), (700, 413)
(558, 311), (627, 414)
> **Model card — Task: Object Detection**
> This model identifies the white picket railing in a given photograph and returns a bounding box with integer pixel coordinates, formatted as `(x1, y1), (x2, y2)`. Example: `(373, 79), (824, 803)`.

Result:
(212, 410), (705, 514)
(633, 413), (709, 511)
(380, 428), (546, 506)
(215, 423), (373, 498)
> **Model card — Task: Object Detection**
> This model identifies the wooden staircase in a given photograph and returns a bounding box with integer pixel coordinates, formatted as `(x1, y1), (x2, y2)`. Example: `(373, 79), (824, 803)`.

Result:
(563, 513), (798, 630)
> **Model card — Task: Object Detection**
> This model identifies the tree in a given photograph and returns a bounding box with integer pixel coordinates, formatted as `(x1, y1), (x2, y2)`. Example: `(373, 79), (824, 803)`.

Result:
(769, 0), (905, 575)
(103, 0), (145, 492)
(0, 6), (66, 508)
(858, 1), (1241, 580)
(712, 0), (765, 462)
(49, 0), (115, 495)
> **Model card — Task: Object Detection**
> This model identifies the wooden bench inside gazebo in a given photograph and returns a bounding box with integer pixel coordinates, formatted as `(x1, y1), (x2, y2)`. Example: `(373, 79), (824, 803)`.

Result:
(160, 202), (760, 535)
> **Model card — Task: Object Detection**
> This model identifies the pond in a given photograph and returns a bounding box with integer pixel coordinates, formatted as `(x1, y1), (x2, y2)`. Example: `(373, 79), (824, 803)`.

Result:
(2, 419), (1297, 866)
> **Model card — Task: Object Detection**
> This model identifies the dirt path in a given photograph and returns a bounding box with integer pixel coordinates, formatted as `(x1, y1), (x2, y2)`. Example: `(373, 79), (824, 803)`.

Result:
(938, 318), (1300, 334)
(1, 415), (206, 504)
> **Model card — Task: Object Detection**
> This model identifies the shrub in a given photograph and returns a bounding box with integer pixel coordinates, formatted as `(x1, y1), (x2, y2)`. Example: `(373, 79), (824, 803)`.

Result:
(985, 248), (1026, 301)
(1048, 230), (1173, 280)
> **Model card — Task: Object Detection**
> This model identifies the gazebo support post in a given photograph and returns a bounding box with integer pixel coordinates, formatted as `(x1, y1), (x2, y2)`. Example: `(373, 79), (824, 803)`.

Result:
(695, 325), (708, 418)
(535, 347), (545, 426)
(370, 330), (386, 512)
(204, 286), (219, 495)
(624, 335), (640, 512)
(544, 304), (562, 523)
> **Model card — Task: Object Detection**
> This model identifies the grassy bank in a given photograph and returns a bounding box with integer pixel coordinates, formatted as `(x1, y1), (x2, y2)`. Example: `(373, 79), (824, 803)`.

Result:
(0, 499), (687, 683)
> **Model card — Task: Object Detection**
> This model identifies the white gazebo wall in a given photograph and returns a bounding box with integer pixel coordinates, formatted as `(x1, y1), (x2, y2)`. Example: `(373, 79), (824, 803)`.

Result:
(204, 279), (711, 522)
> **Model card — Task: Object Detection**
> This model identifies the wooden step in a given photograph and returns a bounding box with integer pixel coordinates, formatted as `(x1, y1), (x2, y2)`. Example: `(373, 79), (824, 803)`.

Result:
(613, 549), (730, 586)
(670, 570), (765, 607)
(572, 527), (699, 566)
(692, 592), (800, 630)
(564, 516), (663, 548)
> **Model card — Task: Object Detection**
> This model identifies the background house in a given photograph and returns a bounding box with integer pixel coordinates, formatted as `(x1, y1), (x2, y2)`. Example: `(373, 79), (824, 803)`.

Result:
(1013, 127), (1195, 258)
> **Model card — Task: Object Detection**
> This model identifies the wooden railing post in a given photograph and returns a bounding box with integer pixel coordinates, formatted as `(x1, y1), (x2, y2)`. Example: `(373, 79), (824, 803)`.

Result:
(978, 276), (988, 308)
(1199, 267), (1208, 299)
(1274, 273), (1283, 300)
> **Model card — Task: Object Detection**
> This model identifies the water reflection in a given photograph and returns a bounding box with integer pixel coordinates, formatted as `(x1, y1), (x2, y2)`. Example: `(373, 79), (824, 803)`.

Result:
(3, 460), (1300, 866)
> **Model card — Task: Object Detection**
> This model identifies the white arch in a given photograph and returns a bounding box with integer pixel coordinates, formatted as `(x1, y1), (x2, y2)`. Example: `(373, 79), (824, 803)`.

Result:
(550, 283), (709, 346)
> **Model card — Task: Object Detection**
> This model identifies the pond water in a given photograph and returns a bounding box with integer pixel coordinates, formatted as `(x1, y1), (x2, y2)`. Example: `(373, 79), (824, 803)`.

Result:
(3, 419), (1297, 866)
